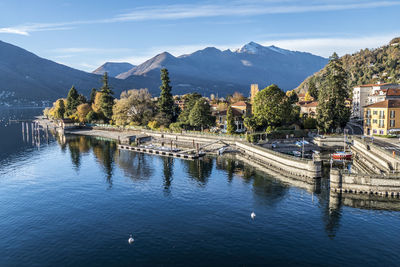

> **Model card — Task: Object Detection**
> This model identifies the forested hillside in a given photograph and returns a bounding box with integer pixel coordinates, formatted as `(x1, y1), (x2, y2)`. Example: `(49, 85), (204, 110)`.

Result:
(296, 37), (400, 95)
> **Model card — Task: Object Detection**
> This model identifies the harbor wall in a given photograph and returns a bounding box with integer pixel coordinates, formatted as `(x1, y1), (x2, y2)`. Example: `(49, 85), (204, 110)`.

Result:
(235, 142), (322, 180)
(330, 169), (400, 196)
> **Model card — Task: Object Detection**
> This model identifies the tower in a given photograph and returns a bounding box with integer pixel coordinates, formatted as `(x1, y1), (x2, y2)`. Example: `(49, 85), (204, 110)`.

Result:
(250, 84), (259, 104)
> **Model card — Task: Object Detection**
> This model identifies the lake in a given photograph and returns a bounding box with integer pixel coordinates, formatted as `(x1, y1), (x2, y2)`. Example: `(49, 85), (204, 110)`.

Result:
(0, 107), (400, 266)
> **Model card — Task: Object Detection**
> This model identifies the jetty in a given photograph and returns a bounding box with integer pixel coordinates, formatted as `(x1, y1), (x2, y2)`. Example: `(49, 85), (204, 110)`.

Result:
(118, 144), (204, 159)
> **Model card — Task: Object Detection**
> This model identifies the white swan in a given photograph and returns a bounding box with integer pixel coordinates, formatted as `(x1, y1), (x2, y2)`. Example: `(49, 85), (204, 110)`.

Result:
(128, 234), (134, 244)
(251, 212), (256, 219)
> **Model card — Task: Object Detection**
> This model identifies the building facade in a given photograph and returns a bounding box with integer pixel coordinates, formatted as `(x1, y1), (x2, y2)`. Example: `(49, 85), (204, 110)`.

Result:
(352, 82), (400, 119)
(363, 100), (400, 136)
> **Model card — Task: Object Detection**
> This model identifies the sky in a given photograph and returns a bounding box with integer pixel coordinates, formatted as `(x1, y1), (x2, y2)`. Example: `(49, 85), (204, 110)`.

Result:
(1, 0), (400, 72)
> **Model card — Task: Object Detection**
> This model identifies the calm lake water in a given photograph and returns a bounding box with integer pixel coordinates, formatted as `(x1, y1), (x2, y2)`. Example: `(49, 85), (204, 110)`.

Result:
(1, 108), (400, 266)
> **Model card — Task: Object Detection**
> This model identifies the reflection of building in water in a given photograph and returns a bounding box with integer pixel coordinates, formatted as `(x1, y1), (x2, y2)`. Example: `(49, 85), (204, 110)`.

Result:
(163, 157), (174, 195)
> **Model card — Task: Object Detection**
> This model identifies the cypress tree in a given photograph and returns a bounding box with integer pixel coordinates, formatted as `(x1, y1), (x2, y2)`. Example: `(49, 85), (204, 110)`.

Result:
(316, 52), (350, 133)
(99, 73), (114, 121)
(158, 68), (175, 125)
(226, 106), (236, 134)
(65, 86), (79, 116)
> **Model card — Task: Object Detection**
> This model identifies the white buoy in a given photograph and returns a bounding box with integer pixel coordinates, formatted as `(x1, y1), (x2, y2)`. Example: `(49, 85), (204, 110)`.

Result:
(251, 212), (256, 219)
(128, 234), (134, 244)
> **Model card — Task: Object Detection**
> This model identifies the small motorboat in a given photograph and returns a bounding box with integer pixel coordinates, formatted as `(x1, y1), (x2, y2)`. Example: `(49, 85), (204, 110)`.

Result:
(332, 151), (352, 160)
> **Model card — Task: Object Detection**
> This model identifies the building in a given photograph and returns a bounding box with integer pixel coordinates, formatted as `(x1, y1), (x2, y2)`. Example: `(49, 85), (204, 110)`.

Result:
(250, 84), (259, 104)
(352, 82), (400, 119)
(363, 99), (400, 136)
(299, 101), (318, 118)
(367, 88), (400, 105)
(231, 101), (252, 116)
(215, 108), (246, 133)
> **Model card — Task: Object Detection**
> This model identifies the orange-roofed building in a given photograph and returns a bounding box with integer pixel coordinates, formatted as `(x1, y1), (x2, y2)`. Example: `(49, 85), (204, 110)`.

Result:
(363, 100), (400, 136)
(299, 101), (318, 118)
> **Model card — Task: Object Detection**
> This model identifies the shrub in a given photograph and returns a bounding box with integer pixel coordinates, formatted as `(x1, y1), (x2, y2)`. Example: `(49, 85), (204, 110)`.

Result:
(148, 120), (160, 130)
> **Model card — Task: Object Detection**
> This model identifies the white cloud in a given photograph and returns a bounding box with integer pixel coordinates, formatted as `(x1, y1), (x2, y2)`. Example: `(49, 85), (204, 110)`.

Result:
(1, 1), (400, 35)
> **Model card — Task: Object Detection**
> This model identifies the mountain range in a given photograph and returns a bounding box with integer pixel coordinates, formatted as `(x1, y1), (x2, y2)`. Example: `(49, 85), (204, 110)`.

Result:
(92, 62), (135, 77)
(0, 39), (327, 103)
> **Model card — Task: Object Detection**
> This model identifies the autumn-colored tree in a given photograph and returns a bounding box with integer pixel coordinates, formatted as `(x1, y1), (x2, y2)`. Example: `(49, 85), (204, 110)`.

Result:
(304, 92), (313, 102)
(230, 92), (246, 103)
(76, 103), (92, 123)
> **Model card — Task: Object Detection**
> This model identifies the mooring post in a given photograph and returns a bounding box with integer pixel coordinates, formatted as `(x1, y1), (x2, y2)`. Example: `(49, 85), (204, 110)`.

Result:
(196, 143), (199, 156)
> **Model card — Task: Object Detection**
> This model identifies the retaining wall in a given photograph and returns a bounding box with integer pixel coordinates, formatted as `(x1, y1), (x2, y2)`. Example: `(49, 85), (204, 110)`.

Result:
(330, 168), (400, 196)
(235, 142), (322, 180)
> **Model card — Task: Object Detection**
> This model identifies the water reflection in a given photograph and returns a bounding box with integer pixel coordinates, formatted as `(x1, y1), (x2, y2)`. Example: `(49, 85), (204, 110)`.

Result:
(184, 157), (214, 186)
(162, 157), (174, 195)
(115, 150), (153, 181)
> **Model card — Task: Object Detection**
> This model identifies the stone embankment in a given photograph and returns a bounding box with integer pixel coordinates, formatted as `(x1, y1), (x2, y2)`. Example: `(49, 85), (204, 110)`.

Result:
(330, 169), (400, 196)
(236, 142), (322, 181)
(351, 137), (400, 174)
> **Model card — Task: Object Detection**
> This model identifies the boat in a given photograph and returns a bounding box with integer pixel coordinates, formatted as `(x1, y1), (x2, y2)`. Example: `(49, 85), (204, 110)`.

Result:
(332, 131), (352, 160)
(332, 151), (352, 160)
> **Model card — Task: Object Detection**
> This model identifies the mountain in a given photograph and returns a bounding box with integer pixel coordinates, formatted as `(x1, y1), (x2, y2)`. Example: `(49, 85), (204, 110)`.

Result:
(117, 41), (328, 94)
(0, 40), (328, 104)
(0, 40), (136, 103)
(92, 62), (135, 77)
(295, 37), (400, 94)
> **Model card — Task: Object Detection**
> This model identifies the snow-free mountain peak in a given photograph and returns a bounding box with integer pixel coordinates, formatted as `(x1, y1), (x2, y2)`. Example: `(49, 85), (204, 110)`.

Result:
(92, 62), (135, 77)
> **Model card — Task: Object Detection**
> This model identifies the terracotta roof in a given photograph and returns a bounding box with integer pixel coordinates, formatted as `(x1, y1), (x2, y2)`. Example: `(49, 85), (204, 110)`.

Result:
(365, 99), (400, 108)
(217, 108), (244, 117)
(356, 82), (392, 87)
(231, 101), (249, 107)
(301, 101), (318, 107)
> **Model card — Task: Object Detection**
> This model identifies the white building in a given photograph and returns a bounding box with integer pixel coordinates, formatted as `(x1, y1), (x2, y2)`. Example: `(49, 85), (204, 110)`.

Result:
(352, 82), (400, 119)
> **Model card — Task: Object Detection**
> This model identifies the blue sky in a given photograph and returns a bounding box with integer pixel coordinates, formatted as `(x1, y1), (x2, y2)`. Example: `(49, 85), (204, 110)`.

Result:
(1, 0), (400, 71)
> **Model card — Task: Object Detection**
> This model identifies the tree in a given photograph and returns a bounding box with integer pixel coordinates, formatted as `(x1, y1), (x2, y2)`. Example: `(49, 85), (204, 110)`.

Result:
(99, 72), (114, 121)
(286, 90), (299, 104)
(157, 68), (175, 125)
(308, 79), (318, 100)
(188, 98), (215, 130)
(76, 103), (92, 123)
(243, 115), (257, 133)
(92, 92), (104, 117)
(304, 92), (313, 102)
(316, 52), (350, 133)
(226, 106), (235, 134)
(65, 86), (79, 116)
(177, 93), (202, 127)
(112, 89), (154, 126)
(89, 88), (97, 104)
(252, 84), (292, 130)
(230, 92), (246, 103)
(54, 99), (65, 119)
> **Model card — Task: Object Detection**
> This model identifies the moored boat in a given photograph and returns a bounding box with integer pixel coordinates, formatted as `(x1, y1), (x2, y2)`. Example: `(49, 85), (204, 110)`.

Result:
(332, 151), (352, 160)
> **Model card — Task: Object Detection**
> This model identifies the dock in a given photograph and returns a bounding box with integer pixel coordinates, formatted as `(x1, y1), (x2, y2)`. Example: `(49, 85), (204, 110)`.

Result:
(118, 144), (204, 160)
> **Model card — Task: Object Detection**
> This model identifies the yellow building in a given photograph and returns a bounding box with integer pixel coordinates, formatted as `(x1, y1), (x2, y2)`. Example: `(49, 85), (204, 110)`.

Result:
(364, 100), (400, 136)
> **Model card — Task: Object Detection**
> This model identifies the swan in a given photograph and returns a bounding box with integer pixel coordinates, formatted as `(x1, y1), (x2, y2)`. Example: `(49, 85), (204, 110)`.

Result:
(128, 234), (134, 244)
(251, 212), (256, 219)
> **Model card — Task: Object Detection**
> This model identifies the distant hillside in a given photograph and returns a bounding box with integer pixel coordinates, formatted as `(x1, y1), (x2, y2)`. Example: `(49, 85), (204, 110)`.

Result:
(296, 37), (400, 94)
(0, 40), (135, 102)
(118, 42), (328, 93)
(92, 62), (135, 77)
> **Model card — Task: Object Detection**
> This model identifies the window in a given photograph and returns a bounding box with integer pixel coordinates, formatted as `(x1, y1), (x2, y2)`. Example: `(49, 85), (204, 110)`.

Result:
(390, 120), (395, 127)
(379, 119), (385, 127)
(379, 130), (384, 135)
(390, 110), (395, 118)
(373, 129), (377, 134)
(373, 111), (378, 115)
(372, 119), (378, 124)
(379, 110), (385, 119)
(366, 119), (371, 126)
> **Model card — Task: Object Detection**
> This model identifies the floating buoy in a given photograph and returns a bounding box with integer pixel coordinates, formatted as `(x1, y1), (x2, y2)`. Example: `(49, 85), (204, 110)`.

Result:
(128, 234), (134, 244)
(251, 212), (256, 219)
